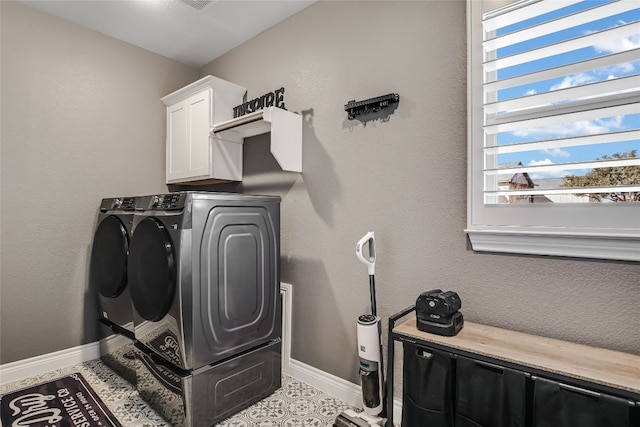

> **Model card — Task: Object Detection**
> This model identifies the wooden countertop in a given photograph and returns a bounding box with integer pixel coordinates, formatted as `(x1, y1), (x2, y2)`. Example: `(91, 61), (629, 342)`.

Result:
(394, 318), (640, 396)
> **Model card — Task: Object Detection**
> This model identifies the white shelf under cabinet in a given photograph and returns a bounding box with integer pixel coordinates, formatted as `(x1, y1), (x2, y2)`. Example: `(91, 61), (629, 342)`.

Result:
(211, 107), (302, 173)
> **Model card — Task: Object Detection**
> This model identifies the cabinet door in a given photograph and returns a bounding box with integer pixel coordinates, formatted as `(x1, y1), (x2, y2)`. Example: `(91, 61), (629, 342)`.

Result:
(166, 100), (188, 182)
(455, 356), (527, 427)
(185, 89), (212, 179)
(166, 89), (212, 183)
(402, 342), (454, 427)
(532, 376), (632, 427)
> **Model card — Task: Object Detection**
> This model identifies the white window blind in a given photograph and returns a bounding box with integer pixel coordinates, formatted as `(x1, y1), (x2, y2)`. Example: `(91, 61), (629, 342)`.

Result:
(466, 0), (640, 261)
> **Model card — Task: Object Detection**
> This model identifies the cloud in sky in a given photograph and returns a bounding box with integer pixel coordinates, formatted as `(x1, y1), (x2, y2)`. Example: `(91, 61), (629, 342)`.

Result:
(550, 72), (595, 91)
(528, 31), (640, 96)
(543, 147), (571, 157)
(594, 25), (640, 54)
(607, 61), (637, 75)
(529, 158), (554, 167)
(513, 116), (624, 139)
(526, 158), (589, 179)
(584, 27), (640, 87)
(527, 158), (566, 179)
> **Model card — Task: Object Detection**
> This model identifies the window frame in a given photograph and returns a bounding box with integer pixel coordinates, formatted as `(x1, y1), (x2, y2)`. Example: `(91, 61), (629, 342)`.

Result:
(465, 0), (640, 262)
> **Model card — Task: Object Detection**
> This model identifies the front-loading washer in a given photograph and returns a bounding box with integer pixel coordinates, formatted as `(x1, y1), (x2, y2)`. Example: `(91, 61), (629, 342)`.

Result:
(128, 191), (282, 424)
(89, 196), (137, 384)
(128, 191), (281, 369)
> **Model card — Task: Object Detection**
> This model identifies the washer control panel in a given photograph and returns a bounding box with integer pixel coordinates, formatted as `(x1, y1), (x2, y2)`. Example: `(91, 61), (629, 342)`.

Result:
(100, 197), (136, 212)
(148, 193), (186, 211)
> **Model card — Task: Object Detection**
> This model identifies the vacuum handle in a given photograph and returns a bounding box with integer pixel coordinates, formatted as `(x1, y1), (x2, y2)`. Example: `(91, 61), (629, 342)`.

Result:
(356, 231), (376, 275)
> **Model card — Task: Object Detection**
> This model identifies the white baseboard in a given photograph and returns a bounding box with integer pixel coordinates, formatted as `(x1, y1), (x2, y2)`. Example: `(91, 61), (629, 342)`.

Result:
(0, 341), (100, 386)
(280, 282), (292, 376)
(289, 358), (362, 406)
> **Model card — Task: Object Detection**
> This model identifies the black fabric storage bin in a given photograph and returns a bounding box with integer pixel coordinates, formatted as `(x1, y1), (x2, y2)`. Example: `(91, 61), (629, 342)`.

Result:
(402, 342), (454, 427)
(455, 355), (527, 427)
(533, 376), (631, 427)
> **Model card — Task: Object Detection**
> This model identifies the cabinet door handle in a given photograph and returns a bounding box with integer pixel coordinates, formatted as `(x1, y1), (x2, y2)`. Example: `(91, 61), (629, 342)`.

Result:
(558, 382), (600, 399)
(416, 348), (433, 359)
(474, 359), (505, 374)
(558, 384), (637, 407)
(532, 376), (600, 398)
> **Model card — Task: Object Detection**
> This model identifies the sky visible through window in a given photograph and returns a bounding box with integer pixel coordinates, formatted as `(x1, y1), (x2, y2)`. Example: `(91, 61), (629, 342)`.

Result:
(493, 0), (639, 181)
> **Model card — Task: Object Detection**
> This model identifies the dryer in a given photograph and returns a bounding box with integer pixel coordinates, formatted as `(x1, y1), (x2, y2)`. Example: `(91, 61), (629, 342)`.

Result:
(128, 191), (281, 425)
(89, 196), (137, 384)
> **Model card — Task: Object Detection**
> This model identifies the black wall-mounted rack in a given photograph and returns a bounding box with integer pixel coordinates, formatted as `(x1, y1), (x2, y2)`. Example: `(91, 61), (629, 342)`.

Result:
(344, 93), (400, 121)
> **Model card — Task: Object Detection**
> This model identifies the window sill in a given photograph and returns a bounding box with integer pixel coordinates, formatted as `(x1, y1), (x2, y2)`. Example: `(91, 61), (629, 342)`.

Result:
(465, 229), (640, 262)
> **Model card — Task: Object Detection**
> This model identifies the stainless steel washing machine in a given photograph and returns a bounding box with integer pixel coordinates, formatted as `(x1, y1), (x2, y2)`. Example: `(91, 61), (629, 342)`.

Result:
(89, 197), (138, 384)
(128, 191), (281, 425)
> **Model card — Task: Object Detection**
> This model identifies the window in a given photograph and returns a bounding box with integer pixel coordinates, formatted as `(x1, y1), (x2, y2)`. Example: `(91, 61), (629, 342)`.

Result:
(467, 0), (640, 261)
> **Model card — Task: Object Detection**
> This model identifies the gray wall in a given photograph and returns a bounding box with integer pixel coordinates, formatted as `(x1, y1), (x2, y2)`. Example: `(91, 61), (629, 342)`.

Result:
(0, 1), (198, 363)
(199, 0), (639, 385)
(1, 0), (638, 392)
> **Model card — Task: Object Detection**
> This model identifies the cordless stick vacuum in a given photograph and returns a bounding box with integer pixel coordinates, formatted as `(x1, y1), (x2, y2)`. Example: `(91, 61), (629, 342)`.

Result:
(334, 232), (386, 427)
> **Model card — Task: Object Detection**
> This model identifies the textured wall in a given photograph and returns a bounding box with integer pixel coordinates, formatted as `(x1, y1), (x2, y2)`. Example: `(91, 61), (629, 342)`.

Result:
(1, 0), (638, 386)
(199, 0), (640, 386)
(0, 1), (198, 364)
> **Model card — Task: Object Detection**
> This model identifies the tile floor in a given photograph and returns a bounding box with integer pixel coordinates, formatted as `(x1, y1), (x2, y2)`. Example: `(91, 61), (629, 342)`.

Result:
(0, 359), (359, 426)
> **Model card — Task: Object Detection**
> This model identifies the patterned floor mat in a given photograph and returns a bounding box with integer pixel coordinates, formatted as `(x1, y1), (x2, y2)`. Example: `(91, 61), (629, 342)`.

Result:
(0, 372), (122, 427)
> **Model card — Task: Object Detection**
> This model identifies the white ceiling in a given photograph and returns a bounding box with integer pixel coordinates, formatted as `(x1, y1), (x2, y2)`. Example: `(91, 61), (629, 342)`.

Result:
(19, 0), (316, 68)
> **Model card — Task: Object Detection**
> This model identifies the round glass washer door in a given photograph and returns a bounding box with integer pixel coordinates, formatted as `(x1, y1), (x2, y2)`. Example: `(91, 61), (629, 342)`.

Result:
(128, 217), (176, 322)
(90, 215), (128, 299)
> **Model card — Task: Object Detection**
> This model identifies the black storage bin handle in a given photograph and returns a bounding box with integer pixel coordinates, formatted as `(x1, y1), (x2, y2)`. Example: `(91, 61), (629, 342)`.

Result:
(474, 359), (505, 374)
(416, 347), (434, 359)
(559, 382), (601, 399)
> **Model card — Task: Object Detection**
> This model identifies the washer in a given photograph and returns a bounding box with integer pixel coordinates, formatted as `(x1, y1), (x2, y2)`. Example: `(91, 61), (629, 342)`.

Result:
(128, 191), (281, 425)
(89, 196), (137, 384)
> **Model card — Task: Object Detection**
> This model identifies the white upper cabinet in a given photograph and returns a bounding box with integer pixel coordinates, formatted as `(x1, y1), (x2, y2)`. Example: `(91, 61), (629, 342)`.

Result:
(162, 76), (246, 184)
(162, 76), (304, 184)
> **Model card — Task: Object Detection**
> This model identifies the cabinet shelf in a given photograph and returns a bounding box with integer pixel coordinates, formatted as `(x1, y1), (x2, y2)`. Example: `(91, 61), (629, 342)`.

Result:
(211, 107), (302, 173)
(393, 317), (640, 396)
(387, 306), (640, 427)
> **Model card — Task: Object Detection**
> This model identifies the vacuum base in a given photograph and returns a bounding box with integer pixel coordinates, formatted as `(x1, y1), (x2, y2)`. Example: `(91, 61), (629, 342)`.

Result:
(417, 311), (464, 336)
(334, 409), (386, 427)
